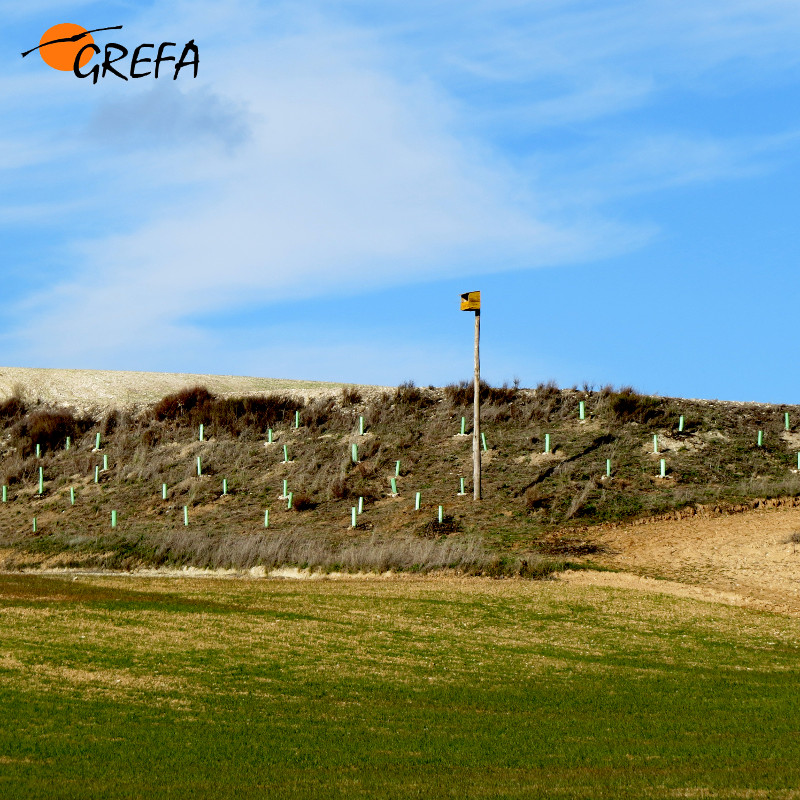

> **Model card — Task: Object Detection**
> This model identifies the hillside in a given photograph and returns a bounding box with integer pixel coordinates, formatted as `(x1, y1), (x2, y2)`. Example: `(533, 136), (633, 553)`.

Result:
(0, 367), (384, 414)
(1, 369), (800, 593)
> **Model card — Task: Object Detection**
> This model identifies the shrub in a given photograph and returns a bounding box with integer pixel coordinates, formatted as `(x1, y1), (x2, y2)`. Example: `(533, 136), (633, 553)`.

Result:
(290, 493), (317, 512)
(394, 381), (434, 409)
(210, 394), (304, 434)
(301, 398), (336, 429)
(329, 476), (348, 500)
(354, 437), (380, 461)
(444, 380), (518, 406)
(444, 381), (474, 406)
(485, 382), (518, 405)
(141, 428), (159, 448)
(473, 554), (563, 579)
(0, 389), (26, 424)
(15, 408), (91, 454)
(535, 380), (560, 399)
(151, 386), (213, 421)
(340, 386), (362, 405)
(150, 387), (304, 434)
(605, 386), (664, 424)
(328, 472), (379, 503)
(0, 453), (34, 486)
(102, 411), (121, 436)
(517, 556), (565, 579)
(526, 380), (564, 420)
(537, 538), (604, 556)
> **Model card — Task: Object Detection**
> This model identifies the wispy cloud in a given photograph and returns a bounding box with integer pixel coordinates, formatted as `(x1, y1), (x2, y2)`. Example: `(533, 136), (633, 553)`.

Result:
(3, 0), (800, 374)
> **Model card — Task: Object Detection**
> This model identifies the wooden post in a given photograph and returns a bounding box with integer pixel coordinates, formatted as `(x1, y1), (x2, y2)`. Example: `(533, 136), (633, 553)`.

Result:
(473, 307), (481, 501)
(461, 291), (482, 501)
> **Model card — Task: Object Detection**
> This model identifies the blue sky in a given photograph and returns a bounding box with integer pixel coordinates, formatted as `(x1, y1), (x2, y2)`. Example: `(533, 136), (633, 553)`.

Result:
(2, 0), (800, 401)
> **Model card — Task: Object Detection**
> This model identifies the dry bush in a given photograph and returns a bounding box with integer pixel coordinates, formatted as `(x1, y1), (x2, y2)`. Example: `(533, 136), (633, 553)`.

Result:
(186, 479), (219, 506)
(601, 386), (665, 425)
(444, 380), (476, 406)
(355, 437), (380, 461)
(122, 443), (154, 481)
(101, 411), (123, 437)
(329, 473), (381, 503)
(482, 404), (514, 424)
(151, 385), (213, 421)
(534, 380), (560, 399)
(362, 392), (395, 428)
(0, 453), (34, 486)
(482, 381), (518, 405)
(537, 538), (604, 556)
(288, 438), (350, 497)
(206, 395), (305, 436)
(0, 386), (26, 424)
(122, 439), (185, 483)
(394, 381), (435, 410)
(444, 380), (518, 407)
(526, 381), (564, 421)
(301, 397), (338, 430)
(329, 476), (348, 500)
(330, 534), (483, 573)
(525, 381), (577, 422)
(150, 386), (305, 437)
(141, 427), (159, 448)
(107, 414), (146, 459)
(13, 408), (93, 456)
(290, 493), (317, 511)
(340, 386), (362, 405)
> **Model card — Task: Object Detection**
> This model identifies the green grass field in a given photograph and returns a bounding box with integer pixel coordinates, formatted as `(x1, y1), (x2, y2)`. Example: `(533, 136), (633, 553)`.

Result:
(1, 573), (799, 798)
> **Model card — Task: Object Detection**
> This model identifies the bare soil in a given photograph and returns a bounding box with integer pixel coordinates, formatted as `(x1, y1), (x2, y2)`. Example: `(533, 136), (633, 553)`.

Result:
(574, 505), (800, 615)
(0, 367), (385, 415)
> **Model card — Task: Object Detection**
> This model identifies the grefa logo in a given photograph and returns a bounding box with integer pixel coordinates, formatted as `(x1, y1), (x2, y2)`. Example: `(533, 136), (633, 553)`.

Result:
(21, 24), (199, 83)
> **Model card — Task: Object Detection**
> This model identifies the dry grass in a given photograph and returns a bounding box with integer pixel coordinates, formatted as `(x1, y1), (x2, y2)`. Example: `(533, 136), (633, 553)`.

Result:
(3, 378), (800, 575)
(11, 527), (561, 578)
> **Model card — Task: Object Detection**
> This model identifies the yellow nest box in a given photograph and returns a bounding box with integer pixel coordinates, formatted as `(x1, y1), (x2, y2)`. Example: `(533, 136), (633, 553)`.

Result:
(460, 291), (480, 311)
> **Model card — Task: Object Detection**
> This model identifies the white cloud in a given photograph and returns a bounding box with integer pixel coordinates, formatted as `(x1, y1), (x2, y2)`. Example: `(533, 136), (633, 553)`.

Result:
(531, 131), (795, 210)
(5, 0), (800, 372)
(6, 11), (646, 366)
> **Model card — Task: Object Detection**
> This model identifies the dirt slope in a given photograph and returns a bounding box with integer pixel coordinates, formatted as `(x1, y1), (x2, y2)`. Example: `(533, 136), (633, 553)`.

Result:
(569, 505), (800, 615)
(0, 367), (384, 414)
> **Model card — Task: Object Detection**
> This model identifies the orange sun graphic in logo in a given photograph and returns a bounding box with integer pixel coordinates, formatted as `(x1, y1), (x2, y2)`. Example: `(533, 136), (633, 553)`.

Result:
(37, 23), (95, 71)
